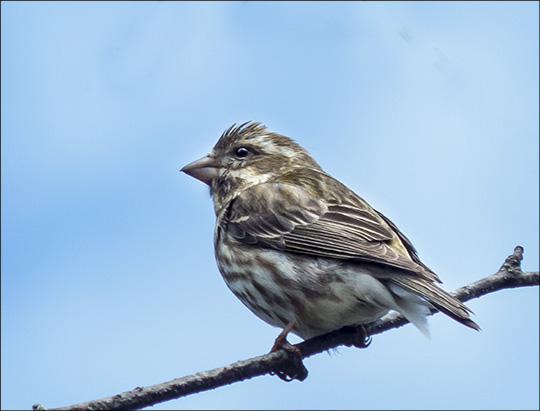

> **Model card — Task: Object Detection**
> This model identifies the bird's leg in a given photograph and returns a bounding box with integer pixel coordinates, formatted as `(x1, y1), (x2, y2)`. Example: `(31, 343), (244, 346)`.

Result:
(269, 319), (308, 382)
(352, 324), (372, 348)
(270, 319), (298, 353)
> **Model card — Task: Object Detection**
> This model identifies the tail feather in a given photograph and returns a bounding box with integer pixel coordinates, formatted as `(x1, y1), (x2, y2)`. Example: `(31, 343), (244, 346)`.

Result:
(390, 287), (432, 338)
(389, 277), (481, 332)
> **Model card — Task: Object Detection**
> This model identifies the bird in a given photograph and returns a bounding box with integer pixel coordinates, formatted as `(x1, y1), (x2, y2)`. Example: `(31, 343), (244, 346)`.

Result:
(181, 121), (479, 348)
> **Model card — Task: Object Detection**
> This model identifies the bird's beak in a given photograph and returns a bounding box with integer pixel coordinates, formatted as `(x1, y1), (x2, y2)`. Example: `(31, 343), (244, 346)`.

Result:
(180, 155), (220, 186)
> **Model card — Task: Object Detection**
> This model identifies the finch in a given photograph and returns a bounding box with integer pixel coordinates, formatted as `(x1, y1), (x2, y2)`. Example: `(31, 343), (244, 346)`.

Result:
(181, 121), (479, 343)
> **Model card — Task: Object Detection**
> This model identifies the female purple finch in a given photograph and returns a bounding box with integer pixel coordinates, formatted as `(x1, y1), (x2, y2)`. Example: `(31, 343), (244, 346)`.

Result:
(181, 122), (479, 345)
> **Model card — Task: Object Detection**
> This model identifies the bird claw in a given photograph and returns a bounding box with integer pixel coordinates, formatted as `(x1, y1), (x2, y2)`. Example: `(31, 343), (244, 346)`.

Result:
(352, 325), (372, 348)
(343, 325), (372, 349)
(353, 325), (372, 348)
(269, 330), (308, 382)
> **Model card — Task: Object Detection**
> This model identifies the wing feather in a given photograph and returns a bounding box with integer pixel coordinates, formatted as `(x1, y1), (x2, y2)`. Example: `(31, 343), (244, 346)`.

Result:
(225, 181), (434, 280)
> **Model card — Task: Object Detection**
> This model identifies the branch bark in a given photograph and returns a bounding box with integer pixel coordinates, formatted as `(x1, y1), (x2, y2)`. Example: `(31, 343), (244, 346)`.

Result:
(33, 246), (539, 411)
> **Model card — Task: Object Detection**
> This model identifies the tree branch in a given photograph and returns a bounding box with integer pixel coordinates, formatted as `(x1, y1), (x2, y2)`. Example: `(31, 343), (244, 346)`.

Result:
(33, 246), (539, 411)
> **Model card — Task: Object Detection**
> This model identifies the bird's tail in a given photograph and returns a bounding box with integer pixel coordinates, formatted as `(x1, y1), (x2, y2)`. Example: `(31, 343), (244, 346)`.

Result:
(388, 277), (481, 332)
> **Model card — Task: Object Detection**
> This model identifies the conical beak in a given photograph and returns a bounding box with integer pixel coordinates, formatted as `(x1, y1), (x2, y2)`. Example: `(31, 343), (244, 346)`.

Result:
(180, 155), (220, 185)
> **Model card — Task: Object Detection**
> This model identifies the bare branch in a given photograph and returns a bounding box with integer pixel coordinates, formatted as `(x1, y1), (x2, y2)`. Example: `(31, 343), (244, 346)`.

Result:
(33, 246), (539, 411)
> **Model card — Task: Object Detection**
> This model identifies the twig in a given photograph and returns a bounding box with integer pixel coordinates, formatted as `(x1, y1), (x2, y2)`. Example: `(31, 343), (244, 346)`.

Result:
(33, 246), (539, 411)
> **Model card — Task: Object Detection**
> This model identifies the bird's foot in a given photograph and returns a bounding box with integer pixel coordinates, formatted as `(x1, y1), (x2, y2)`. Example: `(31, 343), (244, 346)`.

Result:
(269, 320), (308, 382)
(352, 324), (372, 348)
(342, 325), (372, 349)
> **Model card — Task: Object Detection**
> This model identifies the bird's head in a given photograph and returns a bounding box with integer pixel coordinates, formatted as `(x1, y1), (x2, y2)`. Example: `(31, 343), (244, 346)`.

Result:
(181, 122), (322, 212)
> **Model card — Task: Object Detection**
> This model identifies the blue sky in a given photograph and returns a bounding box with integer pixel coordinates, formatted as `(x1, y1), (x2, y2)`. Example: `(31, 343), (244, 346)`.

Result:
(1, 1), (538, 410)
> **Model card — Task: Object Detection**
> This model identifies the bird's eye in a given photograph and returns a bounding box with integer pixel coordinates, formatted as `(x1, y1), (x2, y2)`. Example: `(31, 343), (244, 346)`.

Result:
(235, 147), (250, 158)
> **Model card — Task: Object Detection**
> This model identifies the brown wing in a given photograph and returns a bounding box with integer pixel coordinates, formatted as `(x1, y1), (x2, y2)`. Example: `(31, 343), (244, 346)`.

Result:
(225, 180), (437, 282)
